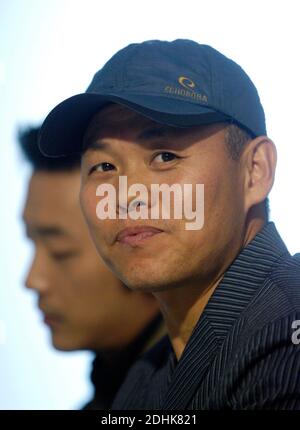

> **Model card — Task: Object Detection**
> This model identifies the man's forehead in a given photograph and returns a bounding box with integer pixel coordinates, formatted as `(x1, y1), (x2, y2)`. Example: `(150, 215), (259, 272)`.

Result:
(86, 103), (162, 135)
(22, 200), (76, 243)
(23, 172), (80, 220)
(83, 104), (175, 151)
(83, 104), (228, 152)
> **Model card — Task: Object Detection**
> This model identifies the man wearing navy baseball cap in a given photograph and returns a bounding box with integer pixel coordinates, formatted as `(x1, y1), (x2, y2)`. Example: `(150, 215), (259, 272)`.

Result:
(40, 39), (300, 410)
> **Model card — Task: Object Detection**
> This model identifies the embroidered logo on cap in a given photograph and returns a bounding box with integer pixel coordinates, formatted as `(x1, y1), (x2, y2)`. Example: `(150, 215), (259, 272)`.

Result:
(164, 76), (208, 104)
(178, 76), (196, 90)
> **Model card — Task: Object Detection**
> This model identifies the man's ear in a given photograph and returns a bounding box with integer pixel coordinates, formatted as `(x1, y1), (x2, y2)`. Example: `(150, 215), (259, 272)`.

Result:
(242, 136), (277, 214)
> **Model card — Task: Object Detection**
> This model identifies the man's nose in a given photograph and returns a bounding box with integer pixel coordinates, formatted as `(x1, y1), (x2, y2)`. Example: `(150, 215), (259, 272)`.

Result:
(24, 252), (51, 294)
(116, 173), (155, 216)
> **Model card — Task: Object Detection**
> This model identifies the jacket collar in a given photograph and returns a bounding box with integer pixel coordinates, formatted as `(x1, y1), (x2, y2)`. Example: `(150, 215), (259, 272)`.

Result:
(162, 222), (290, 409)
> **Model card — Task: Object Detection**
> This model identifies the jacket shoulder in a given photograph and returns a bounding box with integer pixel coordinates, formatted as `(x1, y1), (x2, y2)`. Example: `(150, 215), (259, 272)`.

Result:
(237, 253), (300, 336)
(269, 252), (300, 309)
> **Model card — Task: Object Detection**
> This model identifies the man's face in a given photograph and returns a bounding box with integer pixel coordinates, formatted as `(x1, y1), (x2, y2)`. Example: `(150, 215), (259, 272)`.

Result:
(23, 168), (157, 351)
(80, 104), (247, 294)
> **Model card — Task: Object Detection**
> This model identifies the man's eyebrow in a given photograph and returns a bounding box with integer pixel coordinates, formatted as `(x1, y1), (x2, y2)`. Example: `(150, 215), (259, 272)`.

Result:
(38, 226), (67, 237)
(25, 225), (68, 239)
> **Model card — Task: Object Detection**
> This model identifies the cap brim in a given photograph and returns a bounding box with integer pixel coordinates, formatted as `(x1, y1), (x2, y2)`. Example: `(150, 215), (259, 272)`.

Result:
(39, 92), (229, 156)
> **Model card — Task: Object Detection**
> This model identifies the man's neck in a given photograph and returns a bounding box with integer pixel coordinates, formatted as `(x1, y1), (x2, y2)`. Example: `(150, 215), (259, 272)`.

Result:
(153, 276), (222, 360)
(154, 217), (266, 361)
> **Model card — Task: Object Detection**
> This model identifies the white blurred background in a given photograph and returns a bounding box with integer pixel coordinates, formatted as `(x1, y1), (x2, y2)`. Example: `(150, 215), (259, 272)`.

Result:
(0, 0), (299, 409)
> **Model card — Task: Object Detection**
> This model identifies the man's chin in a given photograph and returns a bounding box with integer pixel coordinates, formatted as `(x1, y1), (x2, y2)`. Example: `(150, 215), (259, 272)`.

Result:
(120, 273), (180, 294)
(50, 333), (85, 352)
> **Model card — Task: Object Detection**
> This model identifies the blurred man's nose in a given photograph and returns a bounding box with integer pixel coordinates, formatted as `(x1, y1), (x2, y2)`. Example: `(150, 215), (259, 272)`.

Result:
(24, 250), (51, 293)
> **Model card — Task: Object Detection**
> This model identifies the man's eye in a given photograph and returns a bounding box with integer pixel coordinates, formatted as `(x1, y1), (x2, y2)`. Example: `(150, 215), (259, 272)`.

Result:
(89, 162), (116, 174)
(153, 152), (179, 163)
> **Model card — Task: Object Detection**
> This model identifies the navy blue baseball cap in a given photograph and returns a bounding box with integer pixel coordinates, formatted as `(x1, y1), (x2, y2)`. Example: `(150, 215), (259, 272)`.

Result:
(39, 39), (266, 156)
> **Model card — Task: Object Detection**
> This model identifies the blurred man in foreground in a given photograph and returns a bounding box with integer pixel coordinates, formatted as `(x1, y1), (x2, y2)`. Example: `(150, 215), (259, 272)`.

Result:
(19, 126), (168, 409)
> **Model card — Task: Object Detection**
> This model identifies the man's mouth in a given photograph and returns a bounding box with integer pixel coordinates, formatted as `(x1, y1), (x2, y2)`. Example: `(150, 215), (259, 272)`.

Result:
(43, 314), (63, 327)
(39, 306), (64, 327)
(116, 226), (164, 247)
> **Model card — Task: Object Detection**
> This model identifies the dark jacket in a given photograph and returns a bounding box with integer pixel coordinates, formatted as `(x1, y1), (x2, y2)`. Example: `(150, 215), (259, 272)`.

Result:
(111, 222), (300, 410)
(82, 313), (166, 409)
